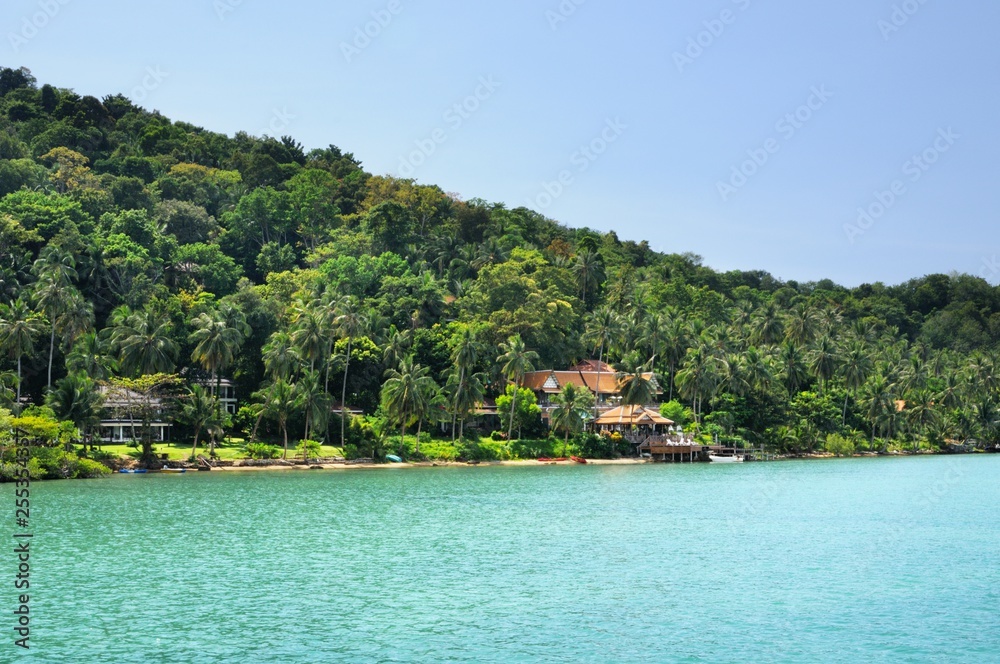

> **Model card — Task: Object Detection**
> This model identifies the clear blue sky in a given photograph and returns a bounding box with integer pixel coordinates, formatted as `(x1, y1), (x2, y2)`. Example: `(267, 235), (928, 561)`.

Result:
(4, 0), (999, 287)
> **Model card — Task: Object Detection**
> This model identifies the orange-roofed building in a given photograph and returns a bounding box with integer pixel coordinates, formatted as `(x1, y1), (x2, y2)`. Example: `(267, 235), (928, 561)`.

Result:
(519, 360), (661, 420)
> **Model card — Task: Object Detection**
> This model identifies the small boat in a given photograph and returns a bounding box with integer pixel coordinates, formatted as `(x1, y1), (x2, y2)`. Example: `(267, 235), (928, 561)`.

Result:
(537, 457), (569, 462)
(161, 468), (187, 474)
(118, 469), (148, 474)
(709, 454), (743, 464)
(386, 455), (403, 463)
(570, 456), (588, 464)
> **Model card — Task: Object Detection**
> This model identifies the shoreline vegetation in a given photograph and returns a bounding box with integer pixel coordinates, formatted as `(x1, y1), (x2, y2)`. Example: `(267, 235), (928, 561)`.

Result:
(0, 66), (999, 483)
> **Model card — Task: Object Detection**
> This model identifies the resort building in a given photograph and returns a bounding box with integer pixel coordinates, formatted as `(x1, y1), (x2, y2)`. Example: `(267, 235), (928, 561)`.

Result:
(97, 385), (172, 443)
(594, 404), (674, 435)
(519, 360), (661, 419)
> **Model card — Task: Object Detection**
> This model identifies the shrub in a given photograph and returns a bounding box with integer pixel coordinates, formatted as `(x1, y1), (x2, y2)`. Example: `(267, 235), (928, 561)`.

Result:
(825, 434), (856, 457)
(509, 438), (560, 459)
(295, 440), (322, 459)
(75, 458), (112, 478)
(461, 439), (512, 461)
(244, 442), (281, 460)
(0, 458), (44, 482)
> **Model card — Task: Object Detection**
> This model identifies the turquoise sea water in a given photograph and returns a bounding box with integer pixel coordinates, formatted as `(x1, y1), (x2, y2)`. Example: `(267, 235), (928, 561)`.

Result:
(6, 456), (1000, 663)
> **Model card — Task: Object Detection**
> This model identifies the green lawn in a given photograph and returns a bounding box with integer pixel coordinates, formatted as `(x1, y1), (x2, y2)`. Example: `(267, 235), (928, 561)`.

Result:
(92, 441), (346, 462)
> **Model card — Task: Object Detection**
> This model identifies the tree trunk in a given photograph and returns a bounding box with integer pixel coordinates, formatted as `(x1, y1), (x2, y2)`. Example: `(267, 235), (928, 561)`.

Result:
(507, 383), (517, 442)
(47, 325), (55, 390)
(15, 356), (21, 413)
(843, 392), (850, 426)
(190, 425), (202, 461)
(282, 420), (289, 459)
(562, 430), (570, 457)
(594, 344), (604, 419)
(340, 339), (352, 446)
(416, 419), (423, 454)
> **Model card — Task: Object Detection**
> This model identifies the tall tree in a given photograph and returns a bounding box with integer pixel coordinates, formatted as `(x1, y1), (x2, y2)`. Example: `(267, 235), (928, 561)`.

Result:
(448, 326), (481, 442)
(581, 307), (621, 418)
(190, 305), (249, 450)
(0, 299), (43, 410)
(497, 334), (539, 441)
(333, 296), (368, 446)
(550, 382), (595, 456)
(381, 356), (437, 454)
(181, 384), (217, 461)
(111, 309), (179, 377)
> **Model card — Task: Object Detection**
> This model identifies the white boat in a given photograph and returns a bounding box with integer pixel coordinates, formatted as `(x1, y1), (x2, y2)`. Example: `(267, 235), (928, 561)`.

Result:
(709, 454), (744, 464)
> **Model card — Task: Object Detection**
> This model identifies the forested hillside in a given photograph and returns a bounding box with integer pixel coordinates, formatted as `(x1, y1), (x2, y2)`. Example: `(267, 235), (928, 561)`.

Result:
(0, 65), (998, 463)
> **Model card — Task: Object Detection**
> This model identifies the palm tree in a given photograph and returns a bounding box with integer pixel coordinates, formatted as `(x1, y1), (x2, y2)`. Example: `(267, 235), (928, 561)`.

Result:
(333, 296), (368, 446)
(64, 331), (115, 378)
(262, 378), (296, 459)
(0, 299), (43, 410)
(660, 311), (688, 401)
(290, 305), (326, 372)
(840, 341), (872, 425)
(448, 370), (485, 442)
(181, 384), (217, 461)
(32, 275), (72, 390)
(381, 356), (437, 454)
(57, 291), (93, 351)
(262, 331), (301, 381)
(190, 307), (248, 401)
(581, 307), (621, 417)
(784, 303), (820, 346)
(808, 336), (840, 392)
(573, 250), (604, 307)
(190, 306), (248, 451)
(905, 389), (938, 453)
(449, 327), (481, 442)
(45, 372), (103, 444)
(112, 310), (179, 377)
(550, 382), (595, 456)
(497, 334), (539, 441)
(294, 369), (330, 446)
(780, 341), (809, 396)
(616, 356), (657, 406)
